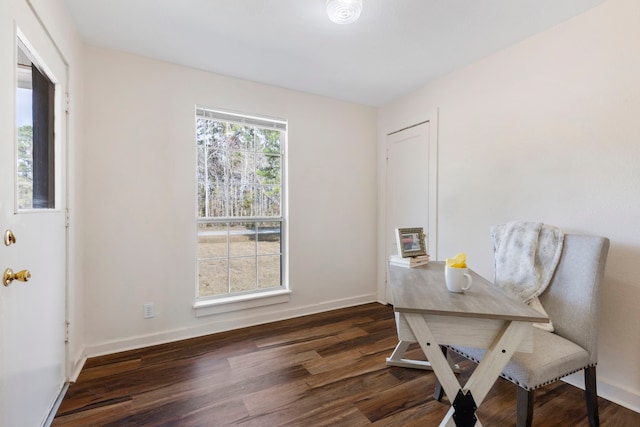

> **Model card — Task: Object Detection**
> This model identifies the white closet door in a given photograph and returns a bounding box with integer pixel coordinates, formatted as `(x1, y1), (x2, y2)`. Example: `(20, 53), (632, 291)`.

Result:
(385, 122), (430, 302)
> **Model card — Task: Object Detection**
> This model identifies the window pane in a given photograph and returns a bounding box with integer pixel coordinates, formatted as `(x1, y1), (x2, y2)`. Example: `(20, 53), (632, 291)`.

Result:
(257, 222), (281, 255)
(258, 256), (281, 288)
(198, 223), (228, 259)
(256, 154), (280, 185)
(257, 129), (281, 154)
(226, 123), (254, 151)
(230, 258), (256, 293)
(17, 42), (55, 210)
(228, 184), (255, 217)
(204, 184), (225, 218)
(255, 185), (280, 217)
(228, 151), (254, 184)
(229, 224), (256, 257)
(208, 150), (229, 185)
(198, 259), (229, 297)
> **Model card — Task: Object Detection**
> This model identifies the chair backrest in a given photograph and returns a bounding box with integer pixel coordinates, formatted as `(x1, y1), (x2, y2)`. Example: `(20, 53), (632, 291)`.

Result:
(538, 234), (609, 365)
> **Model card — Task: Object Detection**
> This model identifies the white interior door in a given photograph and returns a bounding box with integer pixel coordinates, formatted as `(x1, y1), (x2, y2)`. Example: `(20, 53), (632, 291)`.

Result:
(385, 122), (430, 302)
(0, 2), (68, 425)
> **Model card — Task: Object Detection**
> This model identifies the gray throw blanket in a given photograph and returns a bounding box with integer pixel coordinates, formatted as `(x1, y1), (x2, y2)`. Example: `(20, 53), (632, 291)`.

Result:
(491, 221), (564, 331)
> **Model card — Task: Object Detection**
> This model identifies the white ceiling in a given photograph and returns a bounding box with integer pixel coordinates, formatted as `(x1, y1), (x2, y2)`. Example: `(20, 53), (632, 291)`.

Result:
(63, 0), (606, 106)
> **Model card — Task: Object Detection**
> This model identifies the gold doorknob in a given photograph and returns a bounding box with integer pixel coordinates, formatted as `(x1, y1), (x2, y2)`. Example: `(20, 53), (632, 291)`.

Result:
(3, 268), (31, 287)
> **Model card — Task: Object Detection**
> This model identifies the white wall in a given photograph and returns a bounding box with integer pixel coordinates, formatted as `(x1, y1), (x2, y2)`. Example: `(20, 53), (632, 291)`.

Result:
(378, 0), (640, 411)
(81, 46), (378, 355)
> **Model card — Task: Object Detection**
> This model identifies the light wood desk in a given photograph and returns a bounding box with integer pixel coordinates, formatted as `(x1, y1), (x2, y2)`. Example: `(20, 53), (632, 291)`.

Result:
(387, 261), (548, 427)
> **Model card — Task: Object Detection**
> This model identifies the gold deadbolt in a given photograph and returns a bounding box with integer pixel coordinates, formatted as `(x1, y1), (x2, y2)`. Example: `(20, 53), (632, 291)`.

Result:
(3, 268), (31, 287)
(4, 230), (16, 246)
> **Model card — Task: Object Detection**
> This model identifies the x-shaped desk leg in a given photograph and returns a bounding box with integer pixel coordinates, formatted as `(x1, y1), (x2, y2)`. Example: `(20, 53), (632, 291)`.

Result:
(403, 312), (530, 427)
(386, 340), (461, 373)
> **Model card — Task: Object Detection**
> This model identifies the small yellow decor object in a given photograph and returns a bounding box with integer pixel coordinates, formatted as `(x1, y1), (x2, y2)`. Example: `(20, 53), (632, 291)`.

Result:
(446, 252), (467, 268)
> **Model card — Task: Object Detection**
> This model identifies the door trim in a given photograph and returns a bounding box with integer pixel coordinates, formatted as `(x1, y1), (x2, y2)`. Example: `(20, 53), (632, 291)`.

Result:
(387, 119), (430, 136)
(377, 109), (439, 304)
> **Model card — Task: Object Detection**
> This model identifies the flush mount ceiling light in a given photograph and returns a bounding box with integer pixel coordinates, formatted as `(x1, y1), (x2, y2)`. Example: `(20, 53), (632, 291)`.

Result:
(326, 0), (363, 24)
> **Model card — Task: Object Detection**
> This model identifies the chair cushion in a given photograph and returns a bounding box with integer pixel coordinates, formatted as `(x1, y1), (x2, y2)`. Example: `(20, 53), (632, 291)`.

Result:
(449, 328), (592, 391)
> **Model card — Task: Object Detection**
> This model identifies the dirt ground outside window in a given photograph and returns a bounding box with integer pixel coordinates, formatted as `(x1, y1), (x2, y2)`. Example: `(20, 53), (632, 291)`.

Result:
(198, 231), (281, 297)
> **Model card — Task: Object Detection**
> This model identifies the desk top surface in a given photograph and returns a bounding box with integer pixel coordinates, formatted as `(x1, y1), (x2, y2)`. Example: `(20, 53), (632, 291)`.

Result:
(389, 261), (549, 323)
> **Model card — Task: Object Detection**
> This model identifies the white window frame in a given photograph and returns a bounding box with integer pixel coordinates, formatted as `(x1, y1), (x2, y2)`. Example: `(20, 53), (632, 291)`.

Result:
(193, 107), (289, 316)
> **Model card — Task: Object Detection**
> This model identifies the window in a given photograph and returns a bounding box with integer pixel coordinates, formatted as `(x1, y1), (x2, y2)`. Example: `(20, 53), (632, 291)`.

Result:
(195, 107), (287, 302)
(16, 39), (56, 210)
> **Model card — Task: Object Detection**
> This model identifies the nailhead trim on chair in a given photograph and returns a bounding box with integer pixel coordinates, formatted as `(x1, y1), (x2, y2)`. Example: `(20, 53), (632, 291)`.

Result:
(446, 346), (597, 391)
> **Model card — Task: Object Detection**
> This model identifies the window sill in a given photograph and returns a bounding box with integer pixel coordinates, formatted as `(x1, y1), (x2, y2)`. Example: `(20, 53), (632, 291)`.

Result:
(193, 289), (292, 317)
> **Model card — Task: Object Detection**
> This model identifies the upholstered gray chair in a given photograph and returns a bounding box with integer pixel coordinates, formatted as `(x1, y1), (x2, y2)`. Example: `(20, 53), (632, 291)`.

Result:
(439, 234), (609, 427)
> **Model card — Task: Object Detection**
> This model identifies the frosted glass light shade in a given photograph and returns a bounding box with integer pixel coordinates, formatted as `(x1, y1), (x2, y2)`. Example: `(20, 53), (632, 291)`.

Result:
(326, 0), (363, 24)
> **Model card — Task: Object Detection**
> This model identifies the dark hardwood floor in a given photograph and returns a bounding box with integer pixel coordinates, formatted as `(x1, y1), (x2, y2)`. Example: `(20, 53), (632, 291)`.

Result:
(53, 303), (639, 426)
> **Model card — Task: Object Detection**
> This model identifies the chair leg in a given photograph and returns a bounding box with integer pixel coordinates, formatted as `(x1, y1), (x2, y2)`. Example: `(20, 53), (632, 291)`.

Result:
(585, 366), (600, 427)
(433, 346), (447, 401)
(433, 379), (444, 401)
(516, 386), (533, 427)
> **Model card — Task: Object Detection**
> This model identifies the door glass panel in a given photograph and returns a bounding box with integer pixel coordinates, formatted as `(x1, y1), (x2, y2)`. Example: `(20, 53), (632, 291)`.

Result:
(16, 40), (55, 210)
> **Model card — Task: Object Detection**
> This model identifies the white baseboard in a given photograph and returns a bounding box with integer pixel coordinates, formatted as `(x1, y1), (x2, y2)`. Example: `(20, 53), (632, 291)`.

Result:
(563, 372), (640, 414)
(85, 294), (378, 358)
(69, 345), (87, 382)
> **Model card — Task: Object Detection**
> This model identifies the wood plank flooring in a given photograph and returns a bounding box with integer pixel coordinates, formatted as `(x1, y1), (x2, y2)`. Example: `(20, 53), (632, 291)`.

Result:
(53, 303), (640, 426)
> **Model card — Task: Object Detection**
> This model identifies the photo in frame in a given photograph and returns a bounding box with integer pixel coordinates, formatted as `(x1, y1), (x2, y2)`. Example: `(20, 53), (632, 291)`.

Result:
(395, 227), (427, 258)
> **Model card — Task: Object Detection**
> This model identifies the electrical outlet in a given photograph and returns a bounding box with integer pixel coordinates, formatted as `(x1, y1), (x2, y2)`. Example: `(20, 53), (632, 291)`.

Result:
(143, 302), (154, 319)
